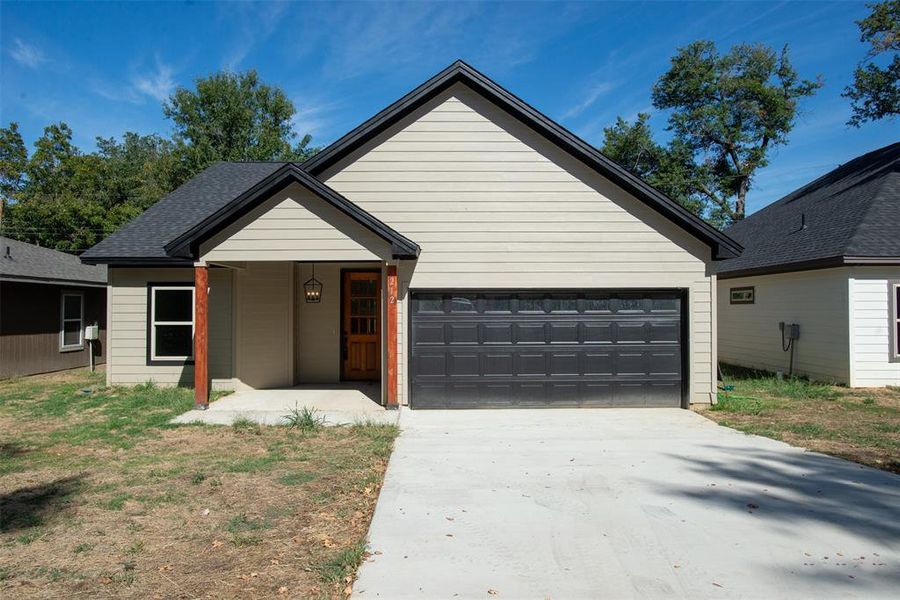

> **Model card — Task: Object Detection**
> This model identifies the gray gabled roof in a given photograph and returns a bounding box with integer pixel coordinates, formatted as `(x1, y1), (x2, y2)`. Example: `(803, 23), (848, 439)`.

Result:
(717, 142), (900, 278)
(1, 237), (107, 285)
(81, 161), (285, 264)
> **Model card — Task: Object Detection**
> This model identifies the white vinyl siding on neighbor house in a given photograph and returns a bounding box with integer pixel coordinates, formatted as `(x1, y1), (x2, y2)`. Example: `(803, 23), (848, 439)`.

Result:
(200, 183), (388, 263)
(323, 84), (716, 404)
(717, 268), (851, 384)
(106, 268), (232, 387)
(849, 267), (900, 387)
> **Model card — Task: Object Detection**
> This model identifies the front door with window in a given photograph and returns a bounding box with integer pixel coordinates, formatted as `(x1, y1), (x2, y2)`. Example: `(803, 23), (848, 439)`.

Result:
(342, 271), (381, 380)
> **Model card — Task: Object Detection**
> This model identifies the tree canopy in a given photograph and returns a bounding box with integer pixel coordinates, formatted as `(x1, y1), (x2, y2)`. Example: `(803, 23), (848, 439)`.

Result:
(844, 0), (900, 126)
(0, 70), (317, 252)
(603, 41), (821, 226)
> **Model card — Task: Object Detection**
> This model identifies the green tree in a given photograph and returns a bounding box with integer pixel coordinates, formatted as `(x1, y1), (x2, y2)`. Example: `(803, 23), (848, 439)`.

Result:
(601, 113), (704, 216)
(650, 41), (821, 223)
(0, 122), (27, 221)
(164, 69), (315, 174)
(844, 1), (900, 126)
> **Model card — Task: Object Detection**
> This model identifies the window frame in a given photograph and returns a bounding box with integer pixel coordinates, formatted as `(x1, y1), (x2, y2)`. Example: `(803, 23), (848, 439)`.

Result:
(146, 283), (195, 366)
(59, 291), (84, 352)
(890, 280), (900, 363)
(730, 286), (755, 305)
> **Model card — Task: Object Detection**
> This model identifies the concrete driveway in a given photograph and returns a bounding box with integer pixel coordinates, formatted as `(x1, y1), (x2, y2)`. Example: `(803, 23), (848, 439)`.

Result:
(353, 409), (899, 599)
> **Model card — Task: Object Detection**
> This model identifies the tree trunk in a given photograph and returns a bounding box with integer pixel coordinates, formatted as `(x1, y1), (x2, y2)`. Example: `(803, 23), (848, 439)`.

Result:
(735, 176), (749, 221)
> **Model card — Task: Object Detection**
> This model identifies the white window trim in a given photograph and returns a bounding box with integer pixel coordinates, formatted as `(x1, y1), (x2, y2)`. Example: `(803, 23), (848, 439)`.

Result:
(59, 291), (84, 352)
(890, 280), (900, 363)
(150, 285), (195, 362)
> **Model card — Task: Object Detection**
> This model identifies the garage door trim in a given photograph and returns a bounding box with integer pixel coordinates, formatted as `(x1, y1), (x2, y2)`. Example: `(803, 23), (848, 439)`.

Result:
(406, 288), (689, 410)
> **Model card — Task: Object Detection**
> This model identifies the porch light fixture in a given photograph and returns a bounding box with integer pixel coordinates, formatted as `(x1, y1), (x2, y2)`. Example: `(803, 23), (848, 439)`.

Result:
(304, 264), (323, 303)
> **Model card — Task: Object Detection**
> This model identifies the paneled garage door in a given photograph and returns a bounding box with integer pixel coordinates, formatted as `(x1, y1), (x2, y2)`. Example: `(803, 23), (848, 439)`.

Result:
(409, 291), (685, 409)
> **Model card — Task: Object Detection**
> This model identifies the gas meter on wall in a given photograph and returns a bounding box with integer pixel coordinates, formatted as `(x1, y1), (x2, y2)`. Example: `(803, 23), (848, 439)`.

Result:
(84, 325), (99, 341)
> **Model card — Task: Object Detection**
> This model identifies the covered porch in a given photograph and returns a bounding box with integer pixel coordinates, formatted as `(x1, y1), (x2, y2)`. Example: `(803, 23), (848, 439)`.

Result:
(179, 173), (415, 414)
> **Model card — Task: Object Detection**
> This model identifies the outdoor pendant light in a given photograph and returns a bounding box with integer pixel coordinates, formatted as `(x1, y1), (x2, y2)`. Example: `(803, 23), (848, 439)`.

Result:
(304, 263), (323, 303)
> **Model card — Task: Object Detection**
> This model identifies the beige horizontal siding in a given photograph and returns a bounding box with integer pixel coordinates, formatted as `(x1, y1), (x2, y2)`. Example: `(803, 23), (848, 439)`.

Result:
(717, 269), (850, 384)
(234, 262), (293, 389)
(201, 183), (387, 263)
(325, 84), (716, 404)
(850, 267), (900, 387)
(107, 268), (232, 386)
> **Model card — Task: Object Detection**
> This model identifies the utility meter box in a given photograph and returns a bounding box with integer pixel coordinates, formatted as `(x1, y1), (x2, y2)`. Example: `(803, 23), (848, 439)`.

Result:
(84, 325), (99, 341)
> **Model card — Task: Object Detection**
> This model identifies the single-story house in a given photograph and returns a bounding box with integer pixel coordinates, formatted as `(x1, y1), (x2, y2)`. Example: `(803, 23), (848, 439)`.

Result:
(81, 60), (742, 410)
(1, 237), (107, 378)
(717, 142), (899, 387)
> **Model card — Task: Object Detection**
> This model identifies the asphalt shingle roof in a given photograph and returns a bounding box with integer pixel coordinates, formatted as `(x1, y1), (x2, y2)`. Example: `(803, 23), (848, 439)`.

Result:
(717, 142), (900, 276)
(1, 237), (107, 284)
(81, 161), (287, 261)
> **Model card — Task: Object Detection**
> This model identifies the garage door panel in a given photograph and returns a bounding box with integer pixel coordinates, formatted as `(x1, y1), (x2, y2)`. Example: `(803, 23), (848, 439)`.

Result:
(448, 323), (478, 344)
(410, 290), (683, 409)
(483, 323), (513, 344)
(549, 322), (579, 343)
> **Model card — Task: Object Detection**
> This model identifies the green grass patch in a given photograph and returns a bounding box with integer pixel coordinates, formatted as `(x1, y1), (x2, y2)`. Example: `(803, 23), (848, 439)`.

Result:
(278, 471), (317, 485)
(224, 513), (270, 534)
(283, 405), (325, 431)
(317, 540), (368, 585)
(101, 493), (132, 511)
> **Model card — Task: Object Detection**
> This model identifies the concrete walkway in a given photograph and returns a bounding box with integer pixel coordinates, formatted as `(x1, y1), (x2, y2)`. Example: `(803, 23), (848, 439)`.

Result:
(170, 384), (397, 426)
(354, 409), (900, 599)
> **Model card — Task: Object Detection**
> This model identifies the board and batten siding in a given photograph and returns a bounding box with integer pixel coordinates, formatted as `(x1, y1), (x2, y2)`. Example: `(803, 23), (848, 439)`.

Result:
(849, 267), (900, 387)
(107, 267), (232, 387)
(323, 83), (717, 404)
(200, 183), (388, 263)
(717, 268), (851, 383)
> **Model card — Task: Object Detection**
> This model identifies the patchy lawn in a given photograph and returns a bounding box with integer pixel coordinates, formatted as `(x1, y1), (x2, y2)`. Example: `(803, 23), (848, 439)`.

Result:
(0, 369), (398, 599)
(701, 365), (900, 473)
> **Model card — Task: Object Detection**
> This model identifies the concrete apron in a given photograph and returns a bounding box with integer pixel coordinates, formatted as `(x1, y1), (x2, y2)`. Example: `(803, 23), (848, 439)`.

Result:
(170, 385), (397, 426)
(354, 408), (900, 599)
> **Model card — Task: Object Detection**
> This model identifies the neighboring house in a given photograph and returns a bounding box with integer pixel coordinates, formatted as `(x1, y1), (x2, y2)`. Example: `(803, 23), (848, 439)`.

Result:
(0, 237), (107, 378)
(81, 61), (741, 410)
(717, 142), (900, 387)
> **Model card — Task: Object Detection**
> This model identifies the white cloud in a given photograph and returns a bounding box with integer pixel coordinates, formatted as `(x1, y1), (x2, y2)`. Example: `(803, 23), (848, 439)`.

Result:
(562, 81), (617, 120)
(221, 1), (288, 70)
(10, 38), (46, 68)
(131, 59), (176, 102)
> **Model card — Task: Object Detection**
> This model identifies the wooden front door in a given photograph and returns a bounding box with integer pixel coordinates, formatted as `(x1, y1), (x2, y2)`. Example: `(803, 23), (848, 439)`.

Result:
(342, 271), (381, 381)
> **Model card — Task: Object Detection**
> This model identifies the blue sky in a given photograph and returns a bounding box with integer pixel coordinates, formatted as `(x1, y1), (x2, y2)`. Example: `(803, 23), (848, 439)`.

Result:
(1, 0), (897, 215)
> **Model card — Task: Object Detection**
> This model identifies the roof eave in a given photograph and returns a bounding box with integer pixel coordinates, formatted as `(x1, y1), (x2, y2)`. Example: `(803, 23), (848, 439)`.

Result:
(717, 255), (900, 280)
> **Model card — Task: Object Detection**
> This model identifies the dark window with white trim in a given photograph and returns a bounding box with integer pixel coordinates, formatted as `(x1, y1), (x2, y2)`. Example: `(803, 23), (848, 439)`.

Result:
(890, 281), (900, 362)
(150, 285), (194, 361)
(60, 292), (84, 351)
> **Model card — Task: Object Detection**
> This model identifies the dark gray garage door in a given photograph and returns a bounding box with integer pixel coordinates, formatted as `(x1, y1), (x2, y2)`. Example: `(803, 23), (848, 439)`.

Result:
(409, 291), (684, 409)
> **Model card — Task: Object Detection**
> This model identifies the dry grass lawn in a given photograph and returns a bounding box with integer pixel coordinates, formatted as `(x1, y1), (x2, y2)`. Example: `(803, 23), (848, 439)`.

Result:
(0, 369), (398, 599)
(700, 365), (900, 473)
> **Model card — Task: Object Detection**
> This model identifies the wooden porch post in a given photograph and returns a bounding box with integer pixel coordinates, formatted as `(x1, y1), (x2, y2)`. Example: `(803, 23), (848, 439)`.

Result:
(194, 265), (209, 409)
(386, 265), (398, 408)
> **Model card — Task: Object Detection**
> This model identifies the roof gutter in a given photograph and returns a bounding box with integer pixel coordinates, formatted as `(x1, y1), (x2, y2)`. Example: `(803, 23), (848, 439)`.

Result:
(717, 255), (900, 280)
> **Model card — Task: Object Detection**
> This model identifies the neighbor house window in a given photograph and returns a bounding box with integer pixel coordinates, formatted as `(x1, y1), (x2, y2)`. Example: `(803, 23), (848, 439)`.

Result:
(891, 281), (900, 362)
(730, 286), (755, 305)
(149, 285), (195, 362)
(60, 292), (84, 351)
